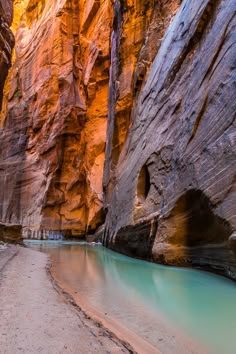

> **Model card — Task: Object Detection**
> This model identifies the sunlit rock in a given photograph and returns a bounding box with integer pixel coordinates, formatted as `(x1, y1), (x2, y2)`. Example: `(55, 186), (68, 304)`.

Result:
(0, 0), (112, 237)
(0, 0), (14, 110)
(0, 0), (235, 279)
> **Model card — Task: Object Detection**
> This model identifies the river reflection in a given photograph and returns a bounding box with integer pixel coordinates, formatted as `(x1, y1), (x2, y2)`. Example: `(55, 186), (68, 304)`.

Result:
(26, 241), (236, 354)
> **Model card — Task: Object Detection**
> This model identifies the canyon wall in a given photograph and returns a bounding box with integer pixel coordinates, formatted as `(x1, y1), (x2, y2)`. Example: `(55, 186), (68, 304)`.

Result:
(0, 0), (14, 110)
(103, 0), (236, 279)
(0, 0), (235, 278)
(103, 0), (181, 202)
(0, 0), (112, 238)
(0, 0), (181, 238)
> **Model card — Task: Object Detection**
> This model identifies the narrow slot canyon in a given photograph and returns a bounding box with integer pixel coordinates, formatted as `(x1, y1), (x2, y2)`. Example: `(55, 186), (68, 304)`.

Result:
(0, 0), (236, 353)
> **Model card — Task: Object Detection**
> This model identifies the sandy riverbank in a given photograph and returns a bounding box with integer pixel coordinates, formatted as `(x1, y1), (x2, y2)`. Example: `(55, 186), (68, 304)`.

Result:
(0, 246), (133, 353)
(48, 264), (162, 354)
(49, 250), (204, 354)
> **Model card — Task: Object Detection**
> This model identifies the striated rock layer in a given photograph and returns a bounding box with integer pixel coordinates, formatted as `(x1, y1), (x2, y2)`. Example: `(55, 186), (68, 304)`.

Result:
(0, 0), (235, 280)
(0, 0), (14, 110)
(0, 0), (180, 239)
(103, 0), (181, 204)
(0, 0), (112, 237)
(103, 0), (236, 279)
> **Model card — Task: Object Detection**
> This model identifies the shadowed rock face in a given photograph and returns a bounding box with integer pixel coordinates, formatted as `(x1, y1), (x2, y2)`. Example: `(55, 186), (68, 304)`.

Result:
(103, 0), (181, 205)
(103, 0), (236, 279)
(0, 222), (22, 243)
(0, 0), (14, 110)
(0, 0), (112, 237)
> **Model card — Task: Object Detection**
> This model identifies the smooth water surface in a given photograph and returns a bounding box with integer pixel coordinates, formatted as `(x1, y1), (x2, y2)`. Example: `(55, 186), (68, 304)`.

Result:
(26, 241), (236, 354)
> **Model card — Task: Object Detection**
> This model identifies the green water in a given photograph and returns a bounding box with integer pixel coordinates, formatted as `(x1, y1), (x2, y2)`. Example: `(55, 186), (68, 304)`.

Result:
(26, 241), (236, 354)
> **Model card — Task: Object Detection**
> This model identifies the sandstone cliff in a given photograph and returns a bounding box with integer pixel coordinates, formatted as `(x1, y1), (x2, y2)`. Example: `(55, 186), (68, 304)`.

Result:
(0, 0), (112, 238)
(104, 0), (181, 203)
(0, 0), (180, 238)
(103, 0), (236, 279)
(0, 0), (14, 110)
(0, 0), (235, 279)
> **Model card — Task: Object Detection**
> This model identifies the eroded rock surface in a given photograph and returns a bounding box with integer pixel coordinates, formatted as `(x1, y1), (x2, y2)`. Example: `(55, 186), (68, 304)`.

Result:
(0, 0), (180, 239)
(103, 0), (181, 204)
(0, 222), (22, 243)
(103, 0), (236, 279)
(0, 0), (14, 110)
(0, 0), (235, 279)
(0, 0), (112, 237)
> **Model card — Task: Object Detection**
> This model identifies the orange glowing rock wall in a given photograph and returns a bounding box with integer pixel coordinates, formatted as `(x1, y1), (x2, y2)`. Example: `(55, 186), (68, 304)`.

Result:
(0, 0), (179, 238)
(0, 0), (112, 237)
(0, 0), (14, 110)
(1, 0), (235, 279)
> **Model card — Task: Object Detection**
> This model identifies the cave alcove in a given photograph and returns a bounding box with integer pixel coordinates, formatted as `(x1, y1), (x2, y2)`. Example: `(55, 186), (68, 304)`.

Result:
(169, 189), (232, 247)
(137, 165), (151, 202)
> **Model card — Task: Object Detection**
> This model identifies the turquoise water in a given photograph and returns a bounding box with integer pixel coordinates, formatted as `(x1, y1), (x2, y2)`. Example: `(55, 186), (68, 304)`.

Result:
(26, 241), (236, 354)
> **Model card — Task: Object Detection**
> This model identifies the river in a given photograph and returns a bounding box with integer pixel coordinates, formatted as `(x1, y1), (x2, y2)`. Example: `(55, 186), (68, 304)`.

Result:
(25, 240), (236, 354)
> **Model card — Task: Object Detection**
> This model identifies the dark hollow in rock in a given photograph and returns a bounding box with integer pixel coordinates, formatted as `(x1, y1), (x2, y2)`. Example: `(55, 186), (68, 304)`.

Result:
(168, 189), (232, 247)
(229, 233), (236, 255)
(152, 189), (236, 279)
(110, 218), (157, 259)
(137, 165), (151, 202)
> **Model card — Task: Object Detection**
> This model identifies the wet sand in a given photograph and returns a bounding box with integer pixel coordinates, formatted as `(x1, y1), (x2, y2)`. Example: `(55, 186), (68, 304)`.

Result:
(0, 246), (133, 353)
(48, 257), (162, 354)
(49, 253), (203, 354)
(0, 245), (205, 354)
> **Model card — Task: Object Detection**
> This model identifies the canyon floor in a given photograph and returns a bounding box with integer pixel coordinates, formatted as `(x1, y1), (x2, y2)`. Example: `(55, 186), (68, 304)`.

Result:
(0, 245), (204, 354)
(0, 246), (133, 354)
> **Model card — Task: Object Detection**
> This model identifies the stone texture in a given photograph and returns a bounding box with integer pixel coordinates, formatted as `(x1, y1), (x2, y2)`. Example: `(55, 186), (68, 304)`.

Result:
(0, 0), (112, 237)
(0, 0), (235, 280)
(103, 0), (236, 279)
(106, 217), (158, 259)
(0, 0), (180, 239)
(0, 0), (14, 110)
(0, 222), (22, 243)
(103, 0), (181, 203)
(86, 223), (104, 243)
